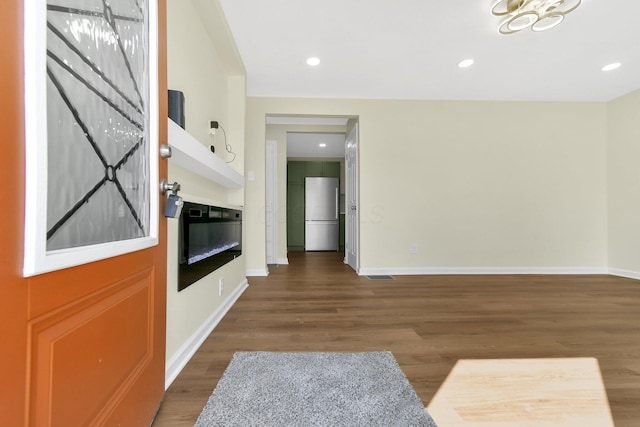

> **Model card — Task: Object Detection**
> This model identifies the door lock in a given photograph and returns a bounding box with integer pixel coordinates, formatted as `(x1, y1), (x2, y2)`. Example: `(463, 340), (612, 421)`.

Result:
(159, 144), (172, 159)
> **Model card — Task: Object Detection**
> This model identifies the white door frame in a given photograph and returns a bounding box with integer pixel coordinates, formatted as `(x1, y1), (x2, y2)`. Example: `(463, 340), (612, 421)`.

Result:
(266, 140), (278, 264)
(345, 122), (359, 273)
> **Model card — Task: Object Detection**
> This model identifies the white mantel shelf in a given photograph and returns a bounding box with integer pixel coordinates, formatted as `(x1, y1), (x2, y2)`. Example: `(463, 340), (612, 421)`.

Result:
(167, 118), (244, 188)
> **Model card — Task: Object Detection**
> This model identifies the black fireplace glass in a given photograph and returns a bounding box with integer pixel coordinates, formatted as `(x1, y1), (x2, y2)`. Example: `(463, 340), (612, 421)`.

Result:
(178, 202), (242, 291)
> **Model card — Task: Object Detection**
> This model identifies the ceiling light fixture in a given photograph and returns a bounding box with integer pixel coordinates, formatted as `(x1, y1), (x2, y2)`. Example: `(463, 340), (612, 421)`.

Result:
(458, 59), (474, 68)
(491, 0), (581, 35)
(601, 62), (621, 72)
(319, 143), (327, 148)
(306, 57), (320, 66)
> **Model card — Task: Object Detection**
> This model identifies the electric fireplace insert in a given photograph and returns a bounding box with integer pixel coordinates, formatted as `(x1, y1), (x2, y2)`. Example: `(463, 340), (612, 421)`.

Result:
(178, 202), (242, 291)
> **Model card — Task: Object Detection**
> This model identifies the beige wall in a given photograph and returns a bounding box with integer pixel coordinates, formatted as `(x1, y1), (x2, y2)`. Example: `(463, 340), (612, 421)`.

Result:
(607, 89), (640, 273)
(166, 0), (245, 362)
(246, 97), (609, 273)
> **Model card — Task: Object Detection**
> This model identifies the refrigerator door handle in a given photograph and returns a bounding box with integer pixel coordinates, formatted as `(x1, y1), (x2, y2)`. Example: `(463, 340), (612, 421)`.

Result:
(335, 188), (339, 219)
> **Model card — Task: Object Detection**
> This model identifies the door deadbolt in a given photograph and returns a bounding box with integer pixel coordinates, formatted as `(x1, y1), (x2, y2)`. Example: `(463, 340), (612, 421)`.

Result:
(160, 144), (172, 159)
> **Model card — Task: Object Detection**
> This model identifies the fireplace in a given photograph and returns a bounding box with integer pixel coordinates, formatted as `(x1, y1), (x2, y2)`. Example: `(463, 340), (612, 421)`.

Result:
(178, 202), (242, 291)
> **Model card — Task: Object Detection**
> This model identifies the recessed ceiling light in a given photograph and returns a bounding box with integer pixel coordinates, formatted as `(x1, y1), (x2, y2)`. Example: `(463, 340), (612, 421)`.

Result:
(458, 59), (474, 68)
(306, 57), (320, 66)
(319, 143), (327, 148)
(601, 62), (621, 72)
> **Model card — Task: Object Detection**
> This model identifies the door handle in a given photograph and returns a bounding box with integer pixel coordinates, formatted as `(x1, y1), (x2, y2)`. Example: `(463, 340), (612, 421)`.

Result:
(160, 179), (180, 195)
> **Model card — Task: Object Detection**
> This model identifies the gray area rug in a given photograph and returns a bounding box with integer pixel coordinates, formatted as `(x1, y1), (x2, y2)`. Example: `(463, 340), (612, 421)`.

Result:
(194, 351), (438, 427)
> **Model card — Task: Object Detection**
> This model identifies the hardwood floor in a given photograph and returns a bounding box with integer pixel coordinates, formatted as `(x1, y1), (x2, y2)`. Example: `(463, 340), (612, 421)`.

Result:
(152, 252), (640, 426)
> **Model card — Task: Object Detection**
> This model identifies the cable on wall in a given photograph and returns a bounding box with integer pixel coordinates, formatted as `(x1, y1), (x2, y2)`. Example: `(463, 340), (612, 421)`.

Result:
(218, 124), (236, 163)
(209, 120), (236, 163)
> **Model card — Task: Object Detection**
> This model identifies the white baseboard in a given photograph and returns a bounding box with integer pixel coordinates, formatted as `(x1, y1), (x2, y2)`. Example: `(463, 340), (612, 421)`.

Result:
(246, 268), (269, 277)
(165, 279), (249, 390)
(358, 267), (609, 276)
(608, 268), (640, 280)
(277, 257), (289, 265)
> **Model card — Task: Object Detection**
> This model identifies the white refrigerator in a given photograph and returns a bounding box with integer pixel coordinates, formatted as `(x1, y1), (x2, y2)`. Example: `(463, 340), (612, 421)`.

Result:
(305, 177), (340, 251)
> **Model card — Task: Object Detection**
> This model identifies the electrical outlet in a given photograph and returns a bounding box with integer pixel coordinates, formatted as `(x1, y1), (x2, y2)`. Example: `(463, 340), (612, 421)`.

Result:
(218, 278), (224, 296)
(410, 244), (418, 255)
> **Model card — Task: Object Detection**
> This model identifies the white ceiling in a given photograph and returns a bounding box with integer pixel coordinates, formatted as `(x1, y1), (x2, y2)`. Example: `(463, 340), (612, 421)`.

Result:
(218, 0), (640, 102)
(287, 133), (346, 158)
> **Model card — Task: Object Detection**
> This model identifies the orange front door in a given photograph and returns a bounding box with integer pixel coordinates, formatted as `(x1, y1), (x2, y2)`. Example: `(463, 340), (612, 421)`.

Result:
(0, 0), (168, 425)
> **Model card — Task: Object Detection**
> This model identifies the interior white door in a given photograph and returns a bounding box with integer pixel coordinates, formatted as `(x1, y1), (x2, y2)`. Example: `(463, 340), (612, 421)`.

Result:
(345, 123), (359, 272)
(265, 140), (277, 264)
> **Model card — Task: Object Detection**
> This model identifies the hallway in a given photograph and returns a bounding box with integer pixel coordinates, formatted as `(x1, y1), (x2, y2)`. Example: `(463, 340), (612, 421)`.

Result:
(153, 252), (640, 426)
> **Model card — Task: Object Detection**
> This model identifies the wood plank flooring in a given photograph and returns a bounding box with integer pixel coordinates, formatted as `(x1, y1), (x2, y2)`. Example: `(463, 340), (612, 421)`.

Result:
(152, 252), (640, 426)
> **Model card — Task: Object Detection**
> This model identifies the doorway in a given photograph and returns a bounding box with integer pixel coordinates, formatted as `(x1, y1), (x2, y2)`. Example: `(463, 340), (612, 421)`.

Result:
(264, 115), (359, 272)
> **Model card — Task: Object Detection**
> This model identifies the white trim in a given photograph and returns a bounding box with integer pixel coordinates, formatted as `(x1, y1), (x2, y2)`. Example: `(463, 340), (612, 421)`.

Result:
(345, 122), (359, 273)
(265, 140), (277, 264)
(266, 116), (349, 126)
(277, 257), (289, 265)
(165, 279), (249, 389)
(358, 267), (609, 276)
(608, 268), (640, 281)
(23, 0), (159, 277)
(246, 268), (269, 277)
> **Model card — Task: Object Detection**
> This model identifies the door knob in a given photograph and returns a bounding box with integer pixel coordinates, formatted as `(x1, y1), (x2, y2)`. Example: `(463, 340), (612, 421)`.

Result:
(160, 179), (181, 195)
